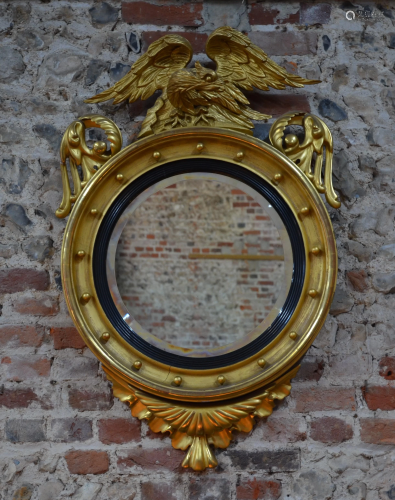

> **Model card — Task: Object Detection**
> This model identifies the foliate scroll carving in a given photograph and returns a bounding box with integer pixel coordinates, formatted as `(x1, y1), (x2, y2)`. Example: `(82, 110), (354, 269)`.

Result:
(269, 111), (341, 209)
(56, 115), (122, 218)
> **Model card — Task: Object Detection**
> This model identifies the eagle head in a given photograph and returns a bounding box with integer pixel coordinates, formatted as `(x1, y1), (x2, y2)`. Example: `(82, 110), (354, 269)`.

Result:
(194, 61), (217, 83)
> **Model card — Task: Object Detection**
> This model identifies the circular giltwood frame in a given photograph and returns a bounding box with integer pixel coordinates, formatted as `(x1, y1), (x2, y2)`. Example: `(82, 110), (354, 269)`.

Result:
(62, 127), (337, 403)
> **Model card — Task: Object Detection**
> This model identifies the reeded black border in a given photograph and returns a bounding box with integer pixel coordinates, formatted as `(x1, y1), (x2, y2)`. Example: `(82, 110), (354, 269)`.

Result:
(93, 159), (305, 369)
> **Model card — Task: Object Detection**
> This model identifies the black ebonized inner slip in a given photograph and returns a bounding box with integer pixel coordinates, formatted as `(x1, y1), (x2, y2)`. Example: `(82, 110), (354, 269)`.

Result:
(93, 158), (306, 369)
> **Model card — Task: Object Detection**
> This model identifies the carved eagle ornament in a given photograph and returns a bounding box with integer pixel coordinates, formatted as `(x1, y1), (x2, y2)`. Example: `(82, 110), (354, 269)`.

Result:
(85, 26), (319, 137)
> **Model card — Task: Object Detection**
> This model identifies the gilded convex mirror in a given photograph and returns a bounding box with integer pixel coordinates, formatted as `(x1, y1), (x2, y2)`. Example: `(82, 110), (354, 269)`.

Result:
(56, 27), (340, 471)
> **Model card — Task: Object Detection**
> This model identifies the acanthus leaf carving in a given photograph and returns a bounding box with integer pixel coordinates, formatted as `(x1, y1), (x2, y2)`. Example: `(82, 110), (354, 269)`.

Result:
(269, 111), (341, 209)
(56, 114), (122, 219)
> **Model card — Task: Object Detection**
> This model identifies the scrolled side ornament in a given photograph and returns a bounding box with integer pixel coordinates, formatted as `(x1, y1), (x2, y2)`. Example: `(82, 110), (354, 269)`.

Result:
(56, 114), (122, 218)
(269, 111), (341, 209)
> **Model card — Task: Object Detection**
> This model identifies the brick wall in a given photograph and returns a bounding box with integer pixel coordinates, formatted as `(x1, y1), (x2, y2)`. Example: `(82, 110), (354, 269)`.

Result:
(116, 179), (285, 350)
(0, 1), (395, 499)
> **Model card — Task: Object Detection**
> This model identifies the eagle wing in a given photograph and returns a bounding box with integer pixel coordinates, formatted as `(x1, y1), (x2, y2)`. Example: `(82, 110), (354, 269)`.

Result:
(85, 35), (193, 105)
(206, 26), (320, 92)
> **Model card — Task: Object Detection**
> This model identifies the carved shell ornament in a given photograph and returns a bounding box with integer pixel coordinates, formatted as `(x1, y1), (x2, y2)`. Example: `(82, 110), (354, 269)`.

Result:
(56, 27), (340, 470)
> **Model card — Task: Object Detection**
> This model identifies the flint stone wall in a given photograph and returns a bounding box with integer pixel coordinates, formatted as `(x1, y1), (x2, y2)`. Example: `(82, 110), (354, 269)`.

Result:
(0, 1), (395, 499)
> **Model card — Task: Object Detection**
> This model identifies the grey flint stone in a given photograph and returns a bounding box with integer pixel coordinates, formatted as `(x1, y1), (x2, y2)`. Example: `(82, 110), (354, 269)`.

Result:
(330, 287), (353, 316)
(293, 470), (335, 500)
(0, 243), (19, 258)
(89, 2), (118, 24)
(110, 63), (131, 82)
(0, 47), (25, 83)
(375, 207), (395, 237)
(4, 204), (32, 228)
(23, 236), (54, 262)
(367, 127), (392, 147)
(86, 59), (110, 86)
(0, 126), (24, 144)
(33, 124), (63, 151)
(73, 483), (102, 500)
(358, 155), (376, 174)
(349, 212), (378, 239)
(37, 481), (64, 500)
(332, 150), (365, 201)
(373, 272), (395, 294)
(0, 158), (32, 194)
(346, 241), (372, 263)
(318, 99), (348, 122)
(15, 30), (45, 50)
(387, 33), (395, 49)
(127, 32), (140, 53)
(322, 35), (331, 51)
(253, 123), (271, 143)
(379, 241), (395, 259)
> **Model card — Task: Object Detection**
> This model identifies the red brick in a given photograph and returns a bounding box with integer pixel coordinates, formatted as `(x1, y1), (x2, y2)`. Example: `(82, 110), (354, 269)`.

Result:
(310, 417), (353, 443)
(0, 388), (43, 409)
(293, 387), (356, 412)
(126, 119), (143, 144)
(141, 481), (178, 500)
(117, 447), (184, 472)
(2, 356), (51, 381)
(142, 31), (208, 53)
(68, 387), (114, 411)
(362, 385), (395, 411)
(5, 419), (46, 443)
(360, 418), (395, 445)
(249, 5), (299, 25)
(294, 357), (325, 382)
(162, 315), (176, 322)
(256, 417), (306, 443)
(98, 418), (141, 444)
(0, 325), (43, 347)
(347, 269), (368, 292)
(189, 477), (230, 500)
(51, 418), (93, 442)
(65, 450), (109, 475)
(0, 268), (50, 294)
(50, 327), (86, 350)
(247, 93), (311, 118)
(250, 31), (318, 56)
(236, 478), (282, 500)
(12, 294), (59, 316)
(379, 356), (395, 380)
(218, 449), (299, 472)
(122, 1), (203, 26)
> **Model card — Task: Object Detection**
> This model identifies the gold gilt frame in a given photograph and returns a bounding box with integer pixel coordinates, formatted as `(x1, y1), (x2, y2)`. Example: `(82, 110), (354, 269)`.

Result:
(57, 27), (340, 471)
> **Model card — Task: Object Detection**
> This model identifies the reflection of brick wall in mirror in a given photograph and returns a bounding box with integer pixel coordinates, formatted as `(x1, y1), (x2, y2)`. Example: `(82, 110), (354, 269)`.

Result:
(115, 180), (285, 349)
